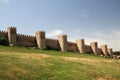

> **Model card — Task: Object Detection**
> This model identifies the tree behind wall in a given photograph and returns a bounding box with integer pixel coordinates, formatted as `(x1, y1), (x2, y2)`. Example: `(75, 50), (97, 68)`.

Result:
(0, 37), (8, 46)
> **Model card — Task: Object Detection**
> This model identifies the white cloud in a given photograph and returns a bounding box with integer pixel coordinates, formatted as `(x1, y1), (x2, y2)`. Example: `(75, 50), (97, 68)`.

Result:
(46, 30), (64, 38)
(67, 30), (120, 51)
(112, 30), (120, 37)
(87, 31), (120, 51)
(0, 0), (10, 4)
(68, 31), (106, 46)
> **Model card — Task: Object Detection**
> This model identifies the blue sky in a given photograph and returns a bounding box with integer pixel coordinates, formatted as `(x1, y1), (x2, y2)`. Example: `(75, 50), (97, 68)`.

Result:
(0, 0), (120, 51)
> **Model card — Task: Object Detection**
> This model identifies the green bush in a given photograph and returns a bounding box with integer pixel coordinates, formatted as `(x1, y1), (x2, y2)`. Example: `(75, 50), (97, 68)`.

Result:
(0, 37), (8, 45)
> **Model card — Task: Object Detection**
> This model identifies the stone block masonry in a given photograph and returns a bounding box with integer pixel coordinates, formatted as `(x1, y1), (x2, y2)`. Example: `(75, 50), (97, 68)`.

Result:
(67, 41), (78, 52)
(58, 35), (67, 52)
(16, 34), (36, 47)
(76, 39), (85, 53)
(7, 27), (17, 46)
(35, 31), (45, 49)
(90, 42), (99, 55)
(108, 48), (113, 57)
(101, 45), (109, 56)
(45, 38), (60, 50)
(0, 27), (113, 57)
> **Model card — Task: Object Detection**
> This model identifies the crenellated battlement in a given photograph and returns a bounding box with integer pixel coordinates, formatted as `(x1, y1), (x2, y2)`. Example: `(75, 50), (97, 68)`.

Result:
(7, 27), (16, 33)
(0, 30), (8, 39)
(0, 30), (7, 33)
(0, 27), (113, 57)
(0, 30), (7, 35)
(7, 26), (16, 30)
(17, 34), (36, 41)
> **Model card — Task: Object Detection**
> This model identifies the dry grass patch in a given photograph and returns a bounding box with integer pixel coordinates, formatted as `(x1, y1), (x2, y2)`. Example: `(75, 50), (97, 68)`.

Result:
(5, 72), (15, 79)
(61, 56), (99, 63)
(20, 53), (51, 60)
(14, 68), (28, 74)
(95, 76), (116, 80)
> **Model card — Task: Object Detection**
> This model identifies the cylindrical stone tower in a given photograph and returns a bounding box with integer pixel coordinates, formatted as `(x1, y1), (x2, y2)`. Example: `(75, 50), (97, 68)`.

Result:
(101, 45), (108, 56)
(7, 27), (17, 46)
(90, 42), (98, 55)
(76, 39), (85, 53)
(58, 35), (67, 52)
(108, 48), (113, 57)
(35, 31), (45, 49)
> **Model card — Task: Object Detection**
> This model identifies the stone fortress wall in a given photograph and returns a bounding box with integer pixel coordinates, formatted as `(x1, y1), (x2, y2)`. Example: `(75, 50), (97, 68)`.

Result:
(0, 27), (113, 57)
(0, 30), (8, 39)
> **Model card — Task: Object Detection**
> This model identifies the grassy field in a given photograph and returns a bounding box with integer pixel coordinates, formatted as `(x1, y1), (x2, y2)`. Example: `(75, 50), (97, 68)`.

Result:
(0, 45), (120, 80)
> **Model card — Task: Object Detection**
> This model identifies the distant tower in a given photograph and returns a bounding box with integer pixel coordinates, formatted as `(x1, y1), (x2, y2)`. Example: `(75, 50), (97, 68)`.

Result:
(58, 35), (67, 52)
(35, 31), (46, 49)
(7, 27), (17, 46)
(90, 42), (98, 55)
(101, 45), (108, 56)
(98, 48), (103, 55)
(108, 48), (113, 57)
(76, 39), (85, 53)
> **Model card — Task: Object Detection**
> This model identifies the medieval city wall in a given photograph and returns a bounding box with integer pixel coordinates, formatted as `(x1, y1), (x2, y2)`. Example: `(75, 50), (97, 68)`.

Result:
(16, 34), (36, 47)
(0, 30), (8, 39)
(98, 48), (103, 55)
(85, 45), (92, 53)
(45, 38), (60, 50)
(67, 41), (78, 52)
(0, 27), (113, 57)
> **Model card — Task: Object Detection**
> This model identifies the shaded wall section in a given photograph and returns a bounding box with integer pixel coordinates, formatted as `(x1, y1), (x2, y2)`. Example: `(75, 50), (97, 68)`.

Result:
(85, 45), (92, 53)
(45, 38), (60, 50)
(67, 42), (78, 52)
